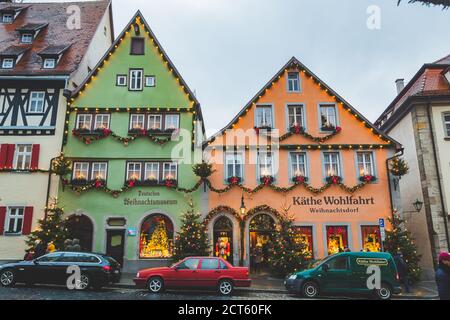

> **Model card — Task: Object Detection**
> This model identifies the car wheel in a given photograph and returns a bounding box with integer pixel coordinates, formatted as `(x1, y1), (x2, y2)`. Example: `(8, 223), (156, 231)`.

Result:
(218, 279), (234, 296)
(76, 274), (91, 291)
(302, 281), (319, 298)
(375, 283), (392, 300)
(147, 277), (164, 294)
(0, 269), (16, 287)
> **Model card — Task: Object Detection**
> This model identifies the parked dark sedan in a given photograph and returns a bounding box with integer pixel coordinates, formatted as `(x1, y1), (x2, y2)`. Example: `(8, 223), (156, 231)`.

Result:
(0, 252), (121, 290)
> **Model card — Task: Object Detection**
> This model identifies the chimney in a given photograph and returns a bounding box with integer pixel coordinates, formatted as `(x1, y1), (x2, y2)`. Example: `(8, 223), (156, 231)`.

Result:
(395, 79), (405, 94)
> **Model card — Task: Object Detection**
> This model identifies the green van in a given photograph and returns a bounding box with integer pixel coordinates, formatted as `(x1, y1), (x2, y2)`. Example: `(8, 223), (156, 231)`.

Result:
(285, 252), (402, 300)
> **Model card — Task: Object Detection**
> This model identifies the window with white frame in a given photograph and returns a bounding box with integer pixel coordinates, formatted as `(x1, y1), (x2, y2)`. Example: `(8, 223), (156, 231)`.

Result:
(444, 113), (450, 137)
(14, 144), (32, 170)
(145, 163), (160, 181)
(2, 14), (13, 23)
(324, 152), (340, 177)
(163, 162), (177, 180)
(165, 114), (179, 130)
(2, 58), (14, 69)
(73, 162), (89, 180)
(145, 76), (156, 87)
(94, 114), (110, 130)
(148, 114), (162, 130)
(21, 33), (33, 43)
(320, 105), (337, 129)
(28, 91), (45, 113)
(258, 152), (273, 177)
(129, 69), (143, 91)
(116, 75), (127, 86)
(43, 58), (56, 69)
(127, 162), (142, 181)
(76, 114), (92, 130)
(225, 153), (243, 180)
(288, 105), (304, 127)
(129, 114), (145, 130)
(290, 153), (307, 178)
(287, 72), (300, 92)
(91, 162), (108, 180)
(255, 106), (273, 128)
(357, 152), (374, 176)
(5, 207), (24, 234)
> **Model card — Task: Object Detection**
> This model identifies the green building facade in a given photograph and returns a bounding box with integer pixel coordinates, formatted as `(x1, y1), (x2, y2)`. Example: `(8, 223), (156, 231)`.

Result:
(58, 12), (204, 272)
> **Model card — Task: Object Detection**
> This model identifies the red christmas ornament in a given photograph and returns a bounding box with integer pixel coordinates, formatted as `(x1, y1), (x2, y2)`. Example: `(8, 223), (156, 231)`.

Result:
(102, 128), (112, 136)
(85, 138), (91, 145)
(335, 126), (342, 133)
(95, 180), (103, 189)
(128, 180), (135, 188)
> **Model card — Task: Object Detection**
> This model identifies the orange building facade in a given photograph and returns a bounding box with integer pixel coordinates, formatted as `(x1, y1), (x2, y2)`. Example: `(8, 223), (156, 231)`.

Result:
(203, 57), (401, 268)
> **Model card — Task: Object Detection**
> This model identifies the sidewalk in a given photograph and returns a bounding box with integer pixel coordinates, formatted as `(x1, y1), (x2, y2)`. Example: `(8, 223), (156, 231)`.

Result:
(110, 273), (439, 299)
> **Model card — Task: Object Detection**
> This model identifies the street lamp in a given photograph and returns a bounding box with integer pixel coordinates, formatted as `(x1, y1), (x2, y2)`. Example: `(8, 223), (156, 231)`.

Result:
(413, 199), (423, 213)
(239, 195), (246, 267)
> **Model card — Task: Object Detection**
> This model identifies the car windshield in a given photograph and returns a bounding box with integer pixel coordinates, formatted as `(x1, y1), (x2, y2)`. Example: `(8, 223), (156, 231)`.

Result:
(311, 255), (335, 268)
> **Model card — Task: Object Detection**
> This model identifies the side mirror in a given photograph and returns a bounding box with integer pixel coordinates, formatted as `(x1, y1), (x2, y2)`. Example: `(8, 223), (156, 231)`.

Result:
(174, 265), (180, 271)
(322, 264), (329, 272)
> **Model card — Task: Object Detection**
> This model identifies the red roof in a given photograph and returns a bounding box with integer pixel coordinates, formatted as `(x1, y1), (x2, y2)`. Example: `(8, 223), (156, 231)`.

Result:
(0, 1), (112, 76)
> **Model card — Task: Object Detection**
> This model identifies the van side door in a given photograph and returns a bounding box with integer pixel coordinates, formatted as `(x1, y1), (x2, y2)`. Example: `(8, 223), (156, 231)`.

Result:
(320, 255), (352, 293)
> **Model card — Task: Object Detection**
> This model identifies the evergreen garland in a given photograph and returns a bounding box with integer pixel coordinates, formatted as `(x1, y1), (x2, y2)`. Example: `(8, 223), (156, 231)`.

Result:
(172, 198), (210, 261)
(397, 0), (450, 8)
(384, 213), (422, 282)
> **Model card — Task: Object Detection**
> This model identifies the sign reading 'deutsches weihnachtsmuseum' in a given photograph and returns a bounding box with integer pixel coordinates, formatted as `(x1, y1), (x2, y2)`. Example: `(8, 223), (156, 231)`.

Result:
(123, 190), (178, 206)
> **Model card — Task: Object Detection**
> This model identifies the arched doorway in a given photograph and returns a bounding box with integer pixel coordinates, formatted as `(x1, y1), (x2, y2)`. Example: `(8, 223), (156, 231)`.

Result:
(249, 214), (276, 274)
(139, 214), (174, 259)
(213, 216), (234, 265)
(66, 214), (94, 252)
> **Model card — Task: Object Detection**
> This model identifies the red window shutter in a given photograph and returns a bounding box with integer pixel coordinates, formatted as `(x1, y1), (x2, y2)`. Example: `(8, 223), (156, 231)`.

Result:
(22, 207), (33, 235)
(0, 207), (6, 235)
(6, 144), (15, 170)
(0, 144), (8, 169)
(30, 144), (40, 170)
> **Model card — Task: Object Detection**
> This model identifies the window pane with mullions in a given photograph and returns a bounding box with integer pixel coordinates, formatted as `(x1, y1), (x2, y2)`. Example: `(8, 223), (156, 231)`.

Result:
(29, 92), (45, 113)
(91, 162), (107, 180)
(129, 69), (143, 91)
(14, 144), (32, 170)
(6, 207), (24, 234)
(163, 162), (177, 180)
(165, 114), (179, 130)
(357, 152), (374, 176)
(258, 152), (273, 177)
(255, 106), (273, 128)
(288, 72), (300, 92)
(73, 162), (89, 180)
(324, 152), (340, 176)
(320, 105), (337, 128)
(145, 162), (160, 181)
(444, 114), (450, 137)
(225, 153), (243, 179)
(288, 105), (303, 127)
(130, 114), (145, 129)
(94, 114), (110, 129)
(291, 153), (306, 177)
(77, 114), (92, 130)
(127, 162), (142, 181)
(148, 114), (162, 130)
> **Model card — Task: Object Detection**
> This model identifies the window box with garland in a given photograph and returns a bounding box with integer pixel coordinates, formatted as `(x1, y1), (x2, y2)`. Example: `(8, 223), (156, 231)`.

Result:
(259, 175), (274, 186)
(359, 175), (377, 183)
(227, 176), (242, 185)
(292, 175), (309, 184)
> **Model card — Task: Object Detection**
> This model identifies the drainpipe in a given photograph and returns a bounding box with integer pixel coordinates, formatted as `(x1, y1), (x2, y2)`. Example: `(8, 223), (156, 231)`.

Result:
(426, 102), (450, 252)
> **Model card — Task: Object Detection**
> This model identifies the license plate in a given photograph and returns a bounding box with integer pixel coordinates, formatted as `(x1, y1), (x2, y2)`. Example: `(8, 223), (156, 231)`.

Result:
(114, 270), (119, 274)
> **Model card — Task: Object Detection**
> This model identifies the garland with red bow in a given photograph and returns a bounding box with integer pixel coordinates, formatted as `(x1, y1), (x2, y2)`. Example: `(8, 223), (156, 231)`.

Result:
(280, 125), (342, 143)
(71, 128), (172, 146)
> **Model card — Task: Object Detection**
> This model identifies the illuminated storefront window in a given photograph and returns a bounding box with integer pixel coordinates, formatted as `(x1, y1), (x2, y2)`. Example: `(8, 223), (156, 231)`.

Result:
(140, 214), (174, 259)
(294, 226), (314, 259)
(361, 226), (382, 252)
(326, 226), (348, 255)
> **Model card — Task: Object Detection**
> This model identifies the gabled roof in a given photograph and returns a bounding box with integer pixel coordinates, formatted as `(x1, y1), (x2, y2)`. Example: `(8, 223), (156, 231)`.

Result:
(0, 45), (29, 57)
(0, 1), (113, 76)
(0, 5), (29, 14)
(69, 11), (205, 133)
(375, 54), (450, 131)
(38, 44), (72, 58)
(206, 57), (400, 149)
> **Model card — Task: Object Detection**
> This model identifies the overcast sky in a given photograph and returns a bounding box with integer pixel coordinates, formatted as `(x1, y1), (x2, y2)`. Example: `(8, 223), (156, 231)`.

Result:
(27, 0), (450, 136)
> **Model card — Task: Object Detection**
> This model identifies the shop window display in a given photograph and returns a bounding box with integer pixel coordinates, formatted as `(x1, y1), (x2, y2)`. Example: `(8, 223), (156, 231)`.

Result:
(140, 214), (174, 259)
(294, 226), (314, 259)
(249, 214), (276, 273)
(361, 226), (381, 252)
(326, 226), (348, 255)
(213, 217), (233, 264)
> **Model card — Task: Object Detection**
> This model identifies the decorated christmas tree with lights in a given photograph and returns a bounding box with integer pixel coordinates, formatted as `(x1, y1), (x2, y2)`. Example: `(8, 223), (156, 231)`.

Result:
(25, 198), (69, 250)
(140, 219), (171, 258)
(267, 206), (309, 277)
(384, 212), (422, 282)
(173, 198), (210, 261)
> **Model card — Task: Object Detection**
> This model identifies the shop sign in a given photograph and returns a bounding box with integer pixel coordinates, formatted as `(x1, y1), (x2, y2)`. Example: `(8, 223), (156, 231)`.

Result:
(127, 228), (137, 237)
(292, 195), (376, 214)
(123, 190), (178, 206)
(356, 258), (388, 266)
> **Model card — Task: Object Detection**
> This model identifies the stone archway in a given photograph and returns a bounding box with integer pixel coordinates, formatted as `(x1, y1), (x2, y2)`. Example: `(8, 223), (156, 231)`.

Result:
(66, 214), (94, 252)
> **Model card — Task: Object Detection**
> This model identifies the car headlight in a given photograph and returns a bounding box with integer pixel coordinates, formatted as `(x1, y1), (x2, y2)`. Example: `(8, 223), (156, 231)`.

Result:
(288, 274), (298, 280)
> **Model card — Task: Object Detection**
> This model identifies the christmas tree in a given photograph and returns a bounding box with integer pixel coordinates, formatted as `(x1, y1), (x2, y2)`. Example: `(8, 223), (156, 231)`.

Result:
(25, 198), (69, 251)
(140, 220), (171, 258)
(384, 212), (422, 282)
(173, 197), (210, 261)
(267, 206), (309, 277)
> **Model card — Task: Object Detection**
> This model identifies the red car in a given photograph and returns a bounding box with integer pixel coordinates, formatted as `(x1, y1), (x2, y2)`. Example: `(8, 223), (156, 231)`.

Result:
(134, 257), (251, 295)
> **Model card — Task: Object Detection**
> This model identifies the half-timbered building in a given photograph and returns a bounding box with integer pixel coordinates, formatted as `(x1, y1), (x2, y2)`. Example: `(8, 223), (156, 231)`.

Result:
(0, 1), (114, 261)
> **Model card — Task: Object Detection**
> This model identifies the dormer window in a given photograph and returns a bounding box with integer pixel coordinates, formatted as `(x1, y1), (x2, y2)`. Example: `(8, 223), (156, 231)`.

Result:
(2, 14), (13, 23)
(2, 58), (14, 69)
(21, 33), (33, 43)
(43, 58), (56, 69)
